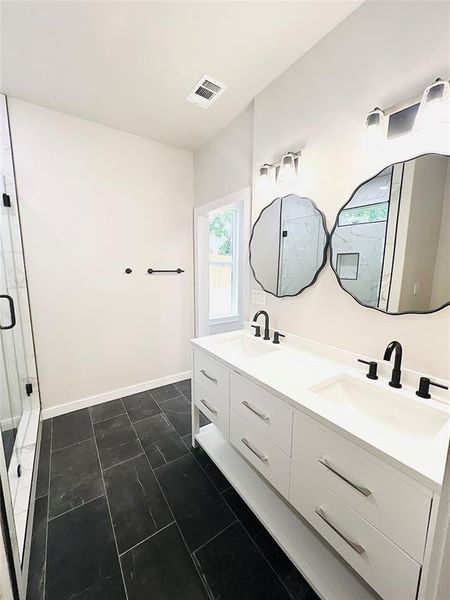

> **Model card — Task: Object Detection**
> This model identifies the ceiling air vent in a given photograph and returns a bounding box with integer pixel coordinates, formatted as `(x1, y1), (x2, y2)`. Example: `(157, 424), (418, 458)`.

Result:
(186, 75), (227, 109)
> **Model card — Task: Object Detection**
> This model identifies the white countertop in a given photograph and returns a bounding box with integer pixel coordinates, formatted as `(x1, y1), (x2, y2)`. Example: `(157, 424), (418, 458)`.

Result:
(191, 328), (450, 492)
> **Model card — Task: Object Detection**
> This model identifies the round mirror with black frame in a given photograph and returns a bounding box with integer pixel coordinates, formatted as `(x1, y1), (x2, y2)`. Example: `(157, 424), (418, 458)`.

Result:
(330, 153), (450, 315)
(249, 194), (328, 297)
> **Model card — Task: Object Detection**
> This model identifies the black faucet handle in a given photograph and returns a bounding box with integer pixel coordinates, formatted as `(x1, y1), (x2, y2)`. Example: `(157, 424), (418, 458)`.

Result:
(273, 331), (285, 345)
(416, 377), (449, 399)
(251, 324), (261, 338)
(358, 359), (378, 380)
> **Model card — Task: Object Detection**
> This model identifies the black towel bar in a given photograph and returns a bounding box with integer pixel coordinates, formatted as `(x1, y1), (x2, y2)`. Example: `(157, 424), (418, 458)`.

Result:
(147, 268), (184, 274)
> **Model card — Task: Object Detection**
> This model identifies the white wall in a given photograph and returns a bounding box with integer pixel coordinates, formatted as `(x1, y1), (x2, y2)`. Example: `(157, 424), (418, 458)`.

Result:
(9, 100), (193, 411)
(248, 0), (450, 379)
(194, 104), (253, 207)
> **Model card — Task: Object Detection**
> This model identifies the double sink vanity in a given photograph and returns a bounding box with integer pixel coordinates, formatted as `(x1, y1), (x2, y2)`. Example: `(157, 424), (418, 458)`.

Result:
(190, 325), (449, 600)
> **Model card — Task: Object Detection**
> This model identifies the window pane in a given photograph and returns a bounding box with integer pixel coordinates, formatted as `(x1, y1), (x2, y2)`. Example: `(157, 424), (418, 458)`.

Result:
(339, 202), (389, 226)
(208, 208), (237, 319)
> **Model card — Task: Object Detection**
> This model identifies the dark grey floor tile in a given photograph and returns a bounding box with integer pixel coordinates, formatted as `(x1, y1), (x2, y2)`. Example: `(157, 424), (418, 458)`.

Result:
(104, 454), (172, 554)
(155, 453), (235, 551)
(26, 495), (48, 600)
(35, 436), (51, 500)
(90, 399), (125, 424)
(121, 523), (208, 600)
(49, 438), (104, 519)
(93, 414), (142, 470)
(134, 413), (188, 469)
(52, 409), (93, 451)
(253, 527), (313, 600)
(174, 378), (191, 401)
(41, 418), (52, 441)
(160, 395), (192, 436)
(122, 391), (160, 423)
(222, 487), (264, 538)
(222, 488), (312, 600)
(46, 496), (126, 600)
(183, 435), (231, 493)
(150, 383), (181, 404)
(194, 521), (290, 600)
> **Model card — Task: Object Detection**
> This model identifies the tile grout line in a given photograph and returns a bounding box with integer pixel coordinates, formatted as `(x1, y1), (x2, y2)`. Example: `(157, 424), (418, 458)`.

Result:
(89, 410), (130, 600)
(181, 436), (232, 497)
(219, 486), (296, 600)
(118, 520), (176, 557)
(101, 452), (146, 473)
(128, 416), (214, 600)
(43, 418), (53, 600)
(191, 520), (237, 555)
(51, 434), (94, 454)
(47, 493), (106, 523)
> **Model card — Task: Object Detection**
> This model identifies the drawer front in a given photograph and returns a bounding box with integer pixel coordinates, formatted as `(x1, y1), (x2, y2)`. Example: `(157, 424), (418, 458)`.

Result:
(194, 350), (229, 401)
(291, 412), (431, 563)
(194, 381), (229, 438)
(230, 371), (293, 455)
(290, 468), (421, 600)
(230, 410), (290, 498)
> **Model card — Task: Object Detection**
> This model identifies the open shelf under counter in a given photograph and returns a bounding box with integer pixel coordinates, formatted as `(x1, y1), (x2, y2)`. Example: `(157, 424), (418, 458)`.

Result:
(195, 423), (378, 600)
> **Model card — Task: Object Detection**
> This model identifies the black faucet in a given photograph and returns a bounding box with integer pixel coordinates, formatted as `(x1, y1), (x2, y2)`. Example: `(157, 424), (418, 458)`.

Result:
(253, 310), (270, 340)
(383, 341), (403, 388)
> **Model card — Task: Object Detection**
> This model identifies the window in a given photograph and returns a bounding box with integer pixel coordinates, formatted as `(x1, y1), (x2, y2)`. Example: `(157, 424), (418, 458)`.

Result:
(338, 202), (389, 226)
(208, 205), (239, 319)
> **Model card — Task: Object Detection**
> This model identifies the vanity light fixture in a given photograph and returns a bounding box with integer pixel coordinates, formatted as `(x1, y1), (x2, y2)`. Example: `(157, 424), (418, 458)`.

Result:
(258, 151), (301, 186)
(416, 78), (450, 130)
(365, 77), (450, 142)
(277, 152), (298, 185)
(259, 163), (273, 178)
(365, 107), (385, 143)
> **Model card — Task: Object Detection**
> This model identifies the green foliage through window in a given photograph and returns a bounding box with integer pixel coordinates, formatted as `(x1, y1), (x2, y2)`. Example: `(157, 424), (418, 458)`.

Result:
(339, 202), (389, 226)
(209, 210), (233, 256)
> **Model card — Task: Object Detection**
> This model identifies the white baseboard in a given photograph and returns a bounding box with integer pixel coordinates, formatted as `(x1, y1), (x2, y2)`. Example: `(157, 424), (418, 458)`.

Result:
(41, 371), (191, 420)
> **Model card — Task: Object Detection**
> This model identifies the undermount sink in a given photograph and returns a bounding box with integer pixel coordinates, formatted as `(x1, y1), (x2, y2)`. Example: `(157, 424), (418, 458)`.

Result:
(213, 334), (278, 358)
(310, 374), (449, 438)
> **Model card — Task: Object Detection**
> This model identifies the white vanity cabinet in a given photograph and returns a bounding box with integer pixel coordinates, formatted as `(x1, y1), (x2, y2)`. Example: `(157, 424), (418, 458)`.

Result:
(191, 346), (436, 600)
(289, 412), (432, 600)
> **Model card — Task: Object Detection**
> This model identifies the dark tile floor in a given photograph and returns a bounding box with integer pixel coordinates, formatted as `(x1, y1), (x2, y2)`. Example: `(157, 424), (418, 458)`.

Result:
(27, 379), (319, 600)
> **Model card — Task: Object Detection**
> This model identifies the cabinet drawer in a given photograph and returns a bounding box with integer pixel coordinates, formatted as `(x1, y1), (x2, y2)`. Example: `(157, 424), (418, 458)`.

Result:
(231, 372), (293, 455)
(290, 468), (421, 600)
(194, 350), (229, 401)
(230, 410), (290, 498)
(194, 381), (229, 438)
(291, 412), (432, 562)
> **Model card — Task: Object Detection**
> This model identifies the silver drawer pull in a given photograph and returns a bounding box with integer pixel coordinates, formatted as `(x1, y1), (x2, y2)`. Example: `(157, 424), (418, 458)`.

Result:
(200, 398), (217, 415)
(242, 400), (269, 421)
(319, 457), (372, 497)
(315, 507), (365, 555)
(200, 369), (218, 384)
(241, 438), (268, 463)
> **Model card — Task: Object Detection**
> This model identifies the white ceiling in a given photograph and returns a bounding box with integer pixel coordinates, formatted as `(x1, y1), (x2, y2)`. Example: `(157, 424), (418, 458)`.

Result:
(1, 1), (362, 150)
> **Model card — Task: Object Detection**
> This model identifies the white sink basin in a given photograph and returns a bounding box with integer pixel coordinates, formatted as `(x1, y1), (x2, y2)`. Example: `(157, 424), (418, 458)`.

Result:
(212, 334), (278, 359)
(310, 374), (449, 438)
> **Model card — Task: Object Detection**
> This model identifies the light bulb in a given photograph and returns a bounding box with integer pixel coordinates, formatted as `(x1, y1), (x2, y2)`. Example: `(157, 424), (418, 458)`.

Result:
(416, 79), (450, 130)
(277, 154), (297, 186)
(365, 107), (385, 146)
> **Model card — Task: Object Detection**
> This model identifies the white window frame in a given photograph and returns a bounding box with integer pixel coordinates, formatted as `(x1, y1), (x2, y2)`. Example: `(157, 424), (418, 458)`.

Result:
(194, 187), (251, 337)
(208, 203), (240, 322)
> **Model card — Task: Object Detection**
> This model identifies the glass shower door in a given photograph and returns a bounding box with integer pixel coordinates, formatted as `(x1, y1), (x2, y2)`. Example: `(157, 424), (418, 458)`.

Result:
(0, 93), (41, 565)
